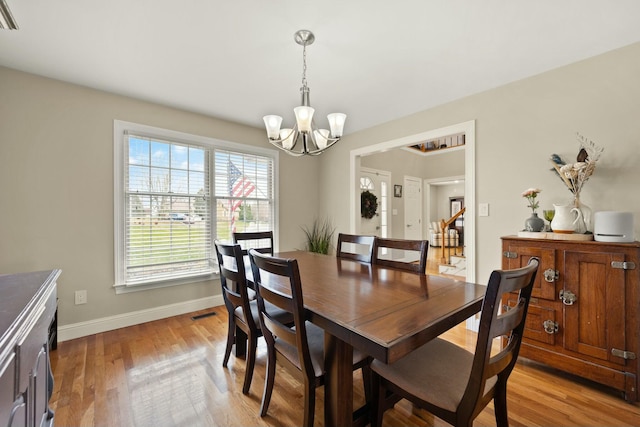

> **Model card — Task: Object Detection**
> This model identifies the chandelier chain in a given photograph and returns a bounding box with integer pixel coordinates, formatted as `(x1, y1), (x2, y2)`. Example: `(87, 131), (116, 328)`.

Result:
(301, 44), (308, 88)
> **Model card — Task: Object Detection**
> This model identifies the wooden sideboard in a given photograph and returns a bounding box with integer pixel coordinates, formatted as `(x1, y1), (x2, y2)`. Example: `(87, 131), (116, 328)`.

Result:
(501, 236), (639, 401)
(0, 270), (60, 427)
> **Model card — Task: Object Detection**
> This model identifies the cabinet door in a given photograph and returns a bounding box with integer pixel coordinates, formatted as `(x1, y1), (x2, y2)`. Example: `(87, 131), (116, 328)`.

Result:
(1, 352), (16, 427)
(563, 250), (626, 366)
(32, 345), (51, 427)
(504, 243), (556, 300)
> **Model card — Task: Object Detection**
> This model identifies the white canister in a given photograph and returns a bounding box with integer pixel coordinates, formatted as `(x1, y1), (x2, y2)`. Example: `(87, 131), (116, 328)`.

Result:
(593, 211), (634, 243)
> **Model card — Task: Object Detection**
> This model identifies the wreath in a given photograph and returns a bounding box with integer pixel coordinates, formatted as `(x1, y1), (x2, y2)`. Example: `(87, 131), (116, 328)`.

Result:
(361, 190), (378, 219)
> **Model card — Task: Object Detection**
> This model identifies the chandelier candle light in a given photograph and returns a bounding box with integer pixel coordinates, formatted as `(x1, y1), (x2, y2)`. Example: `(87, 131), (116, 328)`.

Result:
(263, 30), (346, 156)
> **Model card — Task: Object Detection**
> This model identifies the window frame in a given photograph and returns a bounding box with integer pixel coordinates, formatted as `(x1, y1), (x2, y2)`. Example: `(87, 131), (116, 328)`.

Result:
(114, 120), (278, 293)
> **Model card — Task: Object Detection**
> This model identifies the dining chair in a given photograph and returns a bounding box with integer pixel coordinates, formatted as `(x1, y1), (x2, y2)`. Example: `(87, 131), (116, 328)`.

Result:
(233, 231), (274, 256)
(214, 240), (292, 395)
(249, 249), (372, 427)
(372, 237), (429, 274)
(369, 257), (540, 427)
(336, 233), (375, 263)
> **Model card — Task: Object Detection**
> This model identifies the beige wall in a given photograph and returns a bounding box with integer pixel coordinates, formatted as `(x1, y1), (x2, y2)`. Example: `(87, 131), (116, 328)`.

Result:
(0, 66), (320, 327)
(319, 42), (640, 284)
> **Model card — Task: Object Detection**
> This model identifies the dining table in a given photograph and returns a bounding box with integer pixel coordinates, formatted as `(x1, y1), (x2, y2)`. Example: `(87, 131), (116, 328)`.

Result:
(257, 250), (486, 427)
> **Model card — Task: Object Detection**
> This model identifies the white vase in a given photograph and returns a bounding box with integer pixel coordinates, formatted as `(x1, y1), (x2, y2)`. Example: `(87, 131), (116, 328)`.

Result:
(573, 195), (592, 234)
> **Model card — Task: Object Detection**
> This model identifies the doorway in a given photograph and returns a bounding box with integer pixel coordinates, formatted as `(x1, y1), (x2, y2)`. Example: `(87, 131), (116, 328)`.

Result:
(349, 120), (476, 283)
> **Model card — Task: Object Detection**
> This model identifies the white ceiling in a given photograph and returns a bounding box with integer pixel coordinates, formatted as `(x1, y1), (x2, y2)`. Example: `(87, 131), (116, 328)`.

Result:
(2, 0), (640, 135)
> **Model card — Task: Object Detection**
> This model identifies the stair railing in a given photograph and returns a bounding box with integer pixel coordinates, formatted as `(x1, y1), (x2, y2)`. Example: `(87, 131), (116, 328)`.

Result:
(439, 207), (465, 265)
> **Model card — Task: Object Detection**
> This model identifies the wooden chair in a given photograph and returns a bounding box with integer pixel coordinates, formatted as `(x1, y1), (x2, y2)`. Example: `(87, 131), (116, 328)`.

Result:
(233, 231), (274, 256)
(213, 240), (292, 395)
(337, 233), (375, 263)
(372, 237), (429, 274)
(369, 257), (540, 427)
(249, 249), (372, 427)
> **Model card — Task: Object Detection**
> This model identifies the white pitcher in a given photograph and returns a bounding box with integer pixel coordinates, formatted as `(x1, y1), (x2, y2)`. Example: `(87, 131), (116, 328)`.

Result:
(550, 203), (582, 233)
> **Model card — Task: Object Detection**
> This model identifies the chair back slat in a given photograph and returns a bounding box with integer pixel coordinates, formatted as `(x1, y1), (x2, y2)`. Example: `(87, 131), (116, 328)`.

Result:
(461, 257), (539, 414)
(372, 237), (429, 274)
(249, 249), (317, 380)
(337, 233), (375, 263)
(233, 231), (274, 256)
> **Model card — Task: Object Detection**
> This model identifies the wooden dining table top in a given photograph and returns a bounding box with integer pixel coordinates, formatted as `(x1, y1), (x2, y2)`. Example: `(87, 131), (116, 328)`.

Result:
(267, 250), (486, 363)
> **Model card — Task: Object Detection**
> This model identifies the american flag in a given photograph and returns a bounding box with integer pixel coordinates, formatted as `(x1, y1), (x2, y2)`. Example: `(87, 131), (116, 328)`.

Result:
(228, 161), (256, 232)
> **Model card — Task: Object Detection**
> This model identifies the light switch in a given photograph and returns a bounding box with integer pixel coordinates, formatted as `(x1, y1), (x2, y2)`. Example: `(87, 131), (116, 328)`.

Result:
(479, 203), (489, 217)
(392, 209), (398, 215)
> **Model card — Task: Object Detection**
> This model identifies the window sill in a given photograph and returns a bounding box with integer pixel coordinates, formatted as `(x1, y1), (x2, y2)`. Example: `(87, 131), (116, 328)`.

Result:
(113, 272), (219, 294)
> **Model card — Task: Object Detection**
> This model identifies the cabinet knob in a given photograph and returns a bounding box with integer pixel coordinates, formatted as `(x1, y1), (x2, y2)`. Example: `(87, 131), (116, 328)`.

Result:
(559, 289), (577, 306)
(543, 319), (559, 334)
(543, 268), (559, 283)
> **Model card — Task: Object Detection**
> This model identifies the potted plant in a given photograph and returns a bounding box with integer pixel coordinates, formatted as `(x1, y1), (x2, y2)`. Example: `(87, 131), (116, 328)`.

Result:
(302, 217), (335, 254)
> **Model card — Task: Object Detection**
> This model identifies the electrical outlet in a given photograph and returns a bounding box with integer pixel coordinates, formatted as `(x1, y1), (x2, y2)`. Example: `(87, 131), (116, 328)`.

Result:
(75, 290), (87, 305)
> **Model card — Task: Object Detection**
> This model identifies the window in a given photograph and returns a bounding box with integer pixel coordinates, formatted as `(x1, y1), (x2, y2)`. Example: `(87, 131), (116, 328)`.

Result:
(114, 121), (277, 292)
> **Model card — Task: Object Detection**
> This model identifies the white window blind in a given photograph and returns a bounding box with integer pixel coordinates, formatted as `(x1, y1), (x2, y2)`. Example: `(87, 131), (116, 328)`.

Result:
(124, 133), (213, 285)
(213, 149), (274, 241)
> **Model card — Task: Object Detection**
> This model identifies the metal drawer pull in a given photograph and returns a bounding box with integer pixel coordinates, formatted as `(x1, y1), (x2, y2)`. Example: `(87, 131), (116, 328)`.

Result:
(543, 268), (559, 283)
(543, 320), (558, 334)
(559, 289), (577, 306)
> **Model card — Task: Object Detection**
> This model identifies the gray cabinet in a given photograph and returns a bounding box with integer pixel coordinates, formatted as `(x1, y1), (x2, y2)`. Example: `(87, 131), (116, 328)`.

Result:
(0, 270), (60, 427)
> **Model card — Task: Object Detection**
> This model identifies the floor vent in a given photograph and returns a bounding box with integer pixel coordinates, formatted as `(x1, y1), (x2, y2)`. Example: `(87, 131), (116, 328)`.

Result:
(191, 311), (217, 320)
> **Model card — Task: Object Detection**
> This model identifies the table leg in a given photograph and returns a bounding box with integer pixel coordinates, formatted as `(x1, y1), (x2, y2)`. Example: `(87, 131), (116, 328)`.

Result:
(324, 333), (353, 427)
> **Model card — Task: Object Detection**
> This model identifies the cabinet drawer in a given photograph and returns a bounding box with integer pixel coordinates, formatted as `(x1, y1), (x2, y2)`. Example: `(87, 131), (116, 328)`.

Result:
(507, 297), (556, 345)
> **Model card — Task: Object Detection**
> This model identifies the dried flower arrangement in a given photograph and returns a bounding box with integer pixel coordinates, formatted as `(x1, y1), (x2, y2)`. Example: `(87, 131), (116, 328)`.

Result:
(550, 133), (604, 197)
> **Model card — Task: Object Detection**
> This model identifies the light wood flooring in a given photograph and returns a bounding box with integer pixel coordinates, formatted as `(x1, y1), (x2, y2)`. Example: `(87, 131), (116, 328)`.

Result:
(50, 304), (640, 426)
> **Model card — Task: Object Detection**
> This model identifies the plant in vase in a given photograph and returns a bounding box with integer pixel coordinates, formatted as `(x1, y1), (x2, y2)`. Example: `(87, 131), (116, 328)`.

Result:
(522, 188), (545, 232)
(550, 133), (604, 233)
(301, 217), (335, 254)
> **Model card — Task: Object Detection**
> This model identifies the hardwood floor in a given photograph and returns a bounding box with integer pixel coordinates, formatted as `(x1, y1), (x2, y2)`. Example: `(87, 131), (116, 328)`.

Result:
(50, 305), (640, 426)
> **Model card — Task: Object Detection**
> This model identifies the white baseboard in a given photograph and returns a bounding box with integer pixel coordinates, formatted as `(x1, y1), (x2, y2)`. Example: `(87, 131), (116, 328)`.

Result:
(58, 295), (225, 342)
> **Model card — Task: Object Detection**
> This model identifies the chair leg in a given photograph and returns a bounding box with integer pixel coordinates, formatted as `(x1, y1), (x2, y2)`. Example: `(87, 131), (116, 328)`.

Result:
(494, 383), (509, 427)
(222, 317), (235, 367)
(259, 345), (276, 417)
(242, 333), (258, 394)
(302, 378), (316, 427)
(369, 371), (384, 427)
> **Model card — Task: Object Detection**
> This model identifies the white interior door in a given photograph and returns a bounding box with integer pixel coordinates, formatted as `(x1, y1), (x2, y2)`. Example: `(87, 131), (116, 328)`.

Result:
(359, 168), (390, 237)
(404, 176), (422, 239)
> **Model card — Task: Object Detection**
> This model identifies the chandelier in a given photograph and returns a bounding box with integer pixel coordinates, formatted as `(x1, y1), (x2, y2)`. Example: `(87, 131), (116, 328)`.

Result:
(263, 30), (346, 156)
